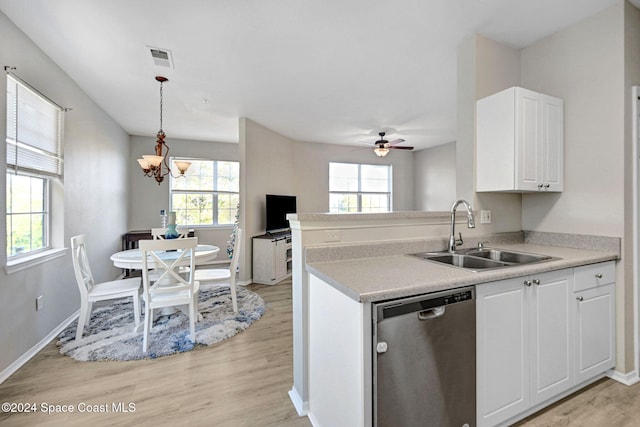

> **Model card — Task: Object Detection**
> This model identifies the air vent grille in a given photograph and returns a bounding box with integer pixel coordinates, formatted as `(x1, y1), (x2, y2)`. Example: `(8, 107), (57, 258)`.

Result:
(147, 46), (174, 68)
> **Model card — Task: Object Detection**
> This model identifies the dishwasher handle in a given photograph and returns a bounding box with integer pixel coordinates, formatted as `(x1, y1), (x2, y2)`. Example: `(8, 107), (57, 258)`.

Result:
(417, 306), (445, 320)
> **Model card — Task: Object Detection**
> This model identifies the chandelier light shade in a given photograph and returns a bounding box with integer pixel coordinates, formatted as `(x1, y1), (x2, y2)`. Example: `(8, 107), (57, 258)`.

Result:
(137, 76), (191, 184)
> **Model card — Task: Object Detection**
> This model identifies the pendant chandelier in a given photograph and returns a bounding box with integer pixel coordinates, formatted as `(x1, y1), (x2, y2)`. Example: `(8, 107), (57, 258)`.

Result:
(137, 76), (191, 184)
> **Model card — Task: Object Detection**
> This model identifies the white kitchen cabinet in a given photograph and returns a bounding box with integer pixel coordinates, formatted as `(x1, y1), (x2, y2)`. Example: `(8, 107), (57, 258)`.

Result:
(252, 233), (292, 285)
(476, 269), (573, 427)
(476, 277), (530, 426)
(476, 86), (564, 192)
(529, 270), (573, 405)
(573, 262), (616, 384)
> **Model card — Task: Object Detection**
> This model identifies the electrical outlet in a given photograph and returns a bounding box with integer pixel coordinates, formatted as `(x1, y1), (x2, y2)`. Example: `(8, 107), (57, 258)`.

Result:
(480, 210), (492, 224)
(36, 295), (44, 312)
(324, 230), (341, 242)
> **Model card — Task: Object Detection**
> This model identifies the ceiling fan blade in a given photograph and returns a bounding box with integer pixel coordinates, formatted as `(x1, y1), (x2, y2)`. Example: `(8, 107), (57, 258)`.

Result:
(388, 138), (405, 146)
(389, 146), (414, 150)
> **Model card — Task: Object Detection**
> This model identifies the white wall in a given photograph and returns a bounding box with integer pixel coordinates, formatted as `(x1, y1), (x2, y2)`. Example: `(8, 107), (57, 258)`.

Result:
(129, 135), (240, 256)
(414, 142), (456, 211)
(240, 118), (296, 281)
(293, 141), (415, 213)
(0, 10), (129, 375)
(457, 34), (523, 234)
(625, 0), (640, 373)
(520, 4), (625, 236)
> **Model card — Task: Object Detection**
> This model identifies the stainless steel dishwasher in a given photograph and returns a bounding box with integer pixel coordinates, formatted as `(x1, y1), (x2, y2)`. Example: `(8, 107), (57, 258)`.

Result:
(372, 286), (476, 427)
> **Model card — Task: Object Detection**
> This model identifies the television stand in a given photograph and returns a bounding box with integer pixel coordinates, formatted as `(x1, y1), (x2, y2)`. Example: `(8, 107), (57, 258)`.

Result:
(253, 231), (292, 285)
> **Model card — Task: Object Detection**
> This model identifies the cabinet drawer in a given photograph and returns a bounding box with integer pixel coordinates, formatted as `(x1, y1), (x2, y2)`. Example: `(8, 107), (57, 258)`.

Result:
(574, 261), (615, 292)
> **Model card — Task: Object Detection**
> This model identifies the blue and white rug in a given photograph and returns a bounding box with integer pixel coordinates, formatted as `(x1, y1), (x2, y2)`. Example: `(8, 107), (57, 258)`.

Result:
(57, 286), (265, 361)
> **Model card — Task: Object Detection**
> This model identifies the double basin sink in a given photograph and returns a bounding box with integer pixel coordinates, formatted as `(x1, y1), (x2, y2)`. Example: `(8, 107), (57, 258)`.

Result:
(411, 247), (557, 272)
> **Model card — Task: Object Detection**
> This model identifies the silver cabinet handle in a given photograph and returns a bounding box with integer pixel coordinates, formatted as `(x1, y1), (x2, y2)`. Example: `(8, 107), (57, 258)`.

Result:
(576, 296), (584, 302)
(537, 184), (543, 189)
(524, 280), (532, 287)
(544, 184), (550, 188)
(533, 279), (541, 285)
(595, 273), (603, 279)
(376, 342), (388, 354)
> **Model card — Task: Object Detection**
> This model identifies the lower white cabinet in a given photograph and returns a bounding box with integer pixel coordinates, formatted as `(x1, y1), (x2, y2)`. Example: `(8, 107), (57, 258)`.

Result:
(252, 234), (292, 285)
(477, 262), (615, 426)
(573, 262), (616, 384)
(476, 268), (573, 427)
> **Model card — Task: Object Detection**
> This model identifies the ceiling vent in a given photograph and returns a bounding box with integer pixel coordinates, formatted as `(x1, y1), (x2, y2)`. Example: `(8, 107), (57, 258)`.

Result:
(147, 46), (174, 68)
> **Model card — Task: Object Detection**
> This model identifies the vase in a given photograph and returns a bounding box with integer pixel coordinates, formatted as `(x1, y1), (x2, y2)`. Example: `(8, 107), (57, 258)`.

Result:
(165, 223), (179, 239)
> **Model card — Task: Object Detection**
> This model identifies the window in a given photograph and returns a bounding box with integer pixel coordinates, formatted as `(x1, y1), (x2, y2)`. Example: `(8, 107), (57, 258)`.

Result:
(170, 159), (239, 226)
(329, 162), (391, 213)
(6, 74), (63, 259)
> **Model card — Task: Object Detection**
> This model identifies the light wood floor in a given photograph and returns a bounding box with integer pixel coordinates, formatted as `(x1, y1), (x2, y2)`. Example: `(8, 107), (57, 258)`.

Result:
(1, 278), (639, 426)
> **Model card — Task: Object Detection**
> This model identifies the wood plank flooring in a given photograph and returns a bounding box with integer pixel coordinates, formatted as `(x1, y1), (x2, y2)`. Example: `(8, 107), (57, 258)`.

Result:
(0, 279), (310, 427)
(0, 278), (639, 426)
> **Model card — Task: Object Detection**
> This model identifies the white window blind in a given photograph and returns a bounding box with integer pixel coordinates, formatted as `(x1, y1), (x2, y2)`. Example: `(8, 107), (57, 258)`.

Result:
(6, 74), (63, 178)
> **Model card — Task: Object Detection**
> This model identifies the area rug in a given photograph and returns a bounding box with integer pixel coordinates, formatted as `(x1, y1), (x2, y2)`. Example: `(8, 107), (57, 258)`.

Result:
(57, 286), (265, 361)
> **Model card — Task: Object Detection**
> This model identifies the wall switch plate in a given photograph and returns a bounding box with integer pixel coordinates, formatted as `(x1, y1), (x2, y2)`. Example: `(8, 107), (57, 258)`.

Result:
(324, 230), (341, 242)
(36, 295), (44, 311)
(480, 210), (492, 224)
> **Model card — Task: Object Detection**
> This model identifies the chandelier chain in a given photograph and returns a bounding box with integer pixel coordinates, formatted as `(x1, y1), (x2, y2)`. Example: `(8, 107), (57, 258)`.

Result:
(159, 80), (164, 133)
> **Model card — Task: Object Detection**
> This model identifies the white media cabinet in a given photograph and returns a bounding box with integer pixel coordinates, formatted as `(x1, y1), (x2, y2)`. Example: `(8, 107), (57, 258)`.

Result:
(252, 232), (292, 285)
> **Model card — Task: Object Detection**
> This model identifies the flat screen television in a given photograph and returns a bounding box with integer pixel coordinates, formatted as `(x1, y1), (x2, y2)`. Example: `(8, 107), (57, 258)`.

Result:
(266, 194), (296, 233)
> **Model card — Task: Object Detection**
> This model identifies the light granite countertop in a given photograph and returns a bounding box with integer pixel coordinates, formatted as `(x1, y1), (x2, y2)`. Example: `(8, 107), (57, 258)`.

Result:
(306, 243), (618, 303)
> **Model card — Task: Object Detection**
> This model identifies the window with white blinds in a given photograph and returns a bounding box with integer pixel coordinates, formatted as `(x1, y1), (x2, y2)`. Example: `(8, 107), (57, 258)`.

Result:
(6, 74), (63, 178)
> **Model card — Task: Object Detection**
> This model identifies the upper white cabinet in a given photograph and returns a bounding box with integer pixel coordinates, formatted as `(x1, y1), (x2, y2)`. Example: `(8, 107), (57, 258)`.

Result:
(476, 87), (564, 192)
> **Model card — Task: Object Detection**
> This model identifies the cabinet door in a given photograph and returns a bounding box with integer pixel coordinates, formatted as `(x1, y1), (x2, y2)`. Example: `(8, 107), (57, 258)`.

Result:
(574, 284), (615, 384)
(516, 88), (542, 191)
(541, 95), (564, 191)
(476, 277), (530, 427)
(275, 239), (288, 280)
(530, 269), (573, 404)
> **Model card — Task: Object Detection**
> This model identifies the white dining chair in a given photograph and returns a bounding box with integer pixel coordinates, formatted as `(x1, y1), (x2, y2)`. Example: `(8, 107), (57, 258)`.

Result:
(195, 228), (242, 313)
(139, 237), (200, 353)
(70, 234), (141, 341)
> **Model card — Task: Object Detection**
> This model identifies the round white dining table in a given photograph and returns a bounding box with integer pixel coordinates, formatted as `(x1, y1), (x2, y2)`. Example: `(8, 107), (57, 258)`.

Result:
(110, 244), (220, 270)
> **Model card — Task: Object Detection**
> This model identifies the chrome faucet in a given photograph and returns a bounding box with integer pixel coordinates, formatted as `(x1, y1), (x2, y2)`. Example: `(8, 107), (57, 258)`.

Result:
(449, 199), (476, 253)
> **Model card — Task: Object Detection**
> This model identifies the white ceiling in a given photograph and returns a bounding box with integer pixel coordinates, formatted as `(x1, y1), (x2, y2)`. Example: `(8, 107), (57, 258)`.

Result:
(0, 0), (630, 150)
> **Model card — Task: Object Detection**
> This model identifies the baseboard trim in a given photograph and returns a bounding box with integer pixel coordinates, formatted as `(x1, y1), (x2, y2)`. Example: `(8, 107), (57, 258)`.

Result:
(288, 387), (308, 417)
(0, 310), (79, 384)
(607, 369), (640, 386)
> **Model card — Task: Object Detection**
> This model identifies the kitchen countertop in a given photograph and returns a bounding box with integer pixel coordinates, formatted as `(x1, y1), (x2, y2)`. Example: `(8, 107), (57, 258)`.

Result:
(306, 243), (618, 303)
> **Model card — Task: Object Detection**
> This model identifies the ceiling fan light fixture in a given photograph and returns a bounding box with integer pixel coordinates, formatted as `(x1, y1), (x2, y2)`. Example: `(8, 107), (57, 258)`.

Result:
(374, 147), (390, 157)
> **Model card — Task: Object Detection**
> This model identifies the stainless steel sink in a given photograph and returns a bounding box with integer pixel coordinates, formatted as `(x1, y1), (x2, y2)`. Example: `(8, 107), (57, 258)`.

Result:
(423, 253), (508, 270)
(460, 248), (552, 264)
(410, 248), (557, 272)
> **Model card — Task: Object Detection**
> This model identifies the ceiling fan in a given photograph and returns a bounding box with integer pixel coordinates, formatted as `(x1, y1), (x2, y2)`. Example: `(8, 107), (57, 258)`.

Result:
(370, 132), (414, 157)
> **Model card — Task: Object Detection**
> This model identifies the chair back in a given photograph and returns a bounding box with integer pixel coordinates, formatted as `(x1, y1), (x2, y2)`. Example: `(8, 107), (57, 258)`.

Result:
(151, 227), (189, 240)
(229, 228), (243, 275)
(70, 234), (95, 297)
(139, 237), (198, 297)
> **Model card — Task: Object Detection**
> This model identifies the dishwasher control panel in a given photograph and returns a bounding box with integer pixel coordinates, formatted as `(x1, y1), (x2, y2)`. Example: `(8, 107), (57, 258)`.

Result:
(377, 287), (475, 321)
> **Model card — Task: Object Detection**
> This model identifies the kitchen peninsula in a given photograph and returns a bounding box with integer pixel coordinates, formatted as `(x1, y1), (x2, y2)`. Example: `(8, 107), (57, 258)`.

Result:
(287, 212), (620, 427)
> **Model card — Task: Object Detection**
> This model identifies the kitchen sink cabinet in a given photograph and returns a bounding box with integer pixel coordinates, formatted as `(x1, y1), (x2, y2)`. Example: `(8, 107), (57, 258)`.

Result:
(476, 268), (572, 427)
(476, 86), (563, 193)
(477, 263), (615, 427)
